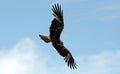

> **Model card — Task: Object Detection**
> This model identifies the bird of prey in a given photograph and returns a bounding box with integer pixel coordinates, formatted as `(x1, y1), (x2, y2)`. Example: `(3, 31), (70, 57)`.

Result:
(39, 3), (77, 69)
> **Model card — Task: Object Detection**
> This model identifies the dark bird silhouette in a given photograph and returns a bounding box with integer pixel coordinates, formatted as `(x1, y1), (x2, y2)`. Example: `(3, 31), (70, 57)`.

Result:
(39, 3), (77, 69)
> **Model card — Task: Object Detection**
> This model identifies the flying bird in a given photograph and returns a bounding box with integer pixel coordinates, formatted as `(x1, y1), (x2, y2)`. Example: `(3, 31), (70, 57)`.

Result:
(39, 3), (77, 69)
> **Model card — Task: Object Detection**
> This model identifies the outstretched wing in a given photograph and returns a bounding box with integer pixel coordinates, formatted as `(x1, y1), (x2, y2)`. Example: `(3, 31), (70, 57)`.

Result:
(49, 3), (77, 69)
(49, 3), (64, 42)
(52, 42), (77, 69)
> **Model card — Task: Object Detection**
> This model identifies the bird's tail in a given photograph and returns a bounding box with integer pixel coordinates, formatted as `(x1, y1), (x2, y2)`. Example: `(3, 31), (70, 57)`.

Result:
(39, 34), (51, 43)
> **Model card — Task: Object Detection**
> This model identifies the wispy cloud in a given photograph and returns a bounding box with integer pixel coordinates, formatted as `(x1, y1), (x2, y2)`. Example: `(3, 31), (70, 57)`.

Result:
(0, 38), (120, 74)
(77, 50), (120, 74)
(92, 4), (120, 14)
(90, 3), (120, 21)
(99, 15), (120, 21)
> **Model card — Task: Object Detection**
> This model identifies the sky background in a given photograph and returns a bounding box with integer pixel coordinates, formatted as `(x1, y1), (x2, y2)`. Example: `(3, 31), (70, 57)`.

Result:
(0, 0), (120, 74)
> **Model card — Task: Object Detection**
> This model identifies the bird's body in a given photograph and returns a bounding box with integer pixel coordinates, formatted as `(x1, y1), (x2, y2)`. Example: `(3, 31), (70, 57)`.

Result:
(39, 3), (77, 69)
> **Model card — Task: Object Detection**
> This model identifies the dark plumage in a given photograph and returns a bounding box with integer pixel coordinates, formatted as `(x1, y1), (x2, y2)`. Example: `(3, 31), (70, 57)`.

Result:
(39, 3), (77, 69)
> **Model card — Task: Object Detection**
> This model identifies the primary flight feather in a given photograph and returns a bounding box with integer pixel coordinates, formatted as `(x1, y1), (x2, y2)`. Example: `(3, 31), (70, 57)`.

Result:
(39, 3), (77, 69)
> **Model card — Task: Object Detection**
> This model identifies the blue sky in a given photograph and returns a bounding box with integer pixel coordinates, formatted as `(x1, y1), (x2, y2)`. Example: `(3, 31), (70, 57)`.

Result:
(0, 0), (120, 74)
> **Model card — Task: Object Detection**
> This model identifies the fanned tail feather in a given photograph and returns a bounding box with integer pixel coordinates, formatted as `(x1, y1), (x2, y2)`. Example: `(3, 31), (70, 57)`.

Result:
(39, 35), (51, 43)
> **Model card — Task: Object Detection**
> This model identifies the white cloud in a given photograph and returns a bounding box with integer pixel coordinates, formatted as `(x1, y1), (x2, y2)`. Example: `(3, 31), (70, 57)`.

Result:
(0, 37), (120, 74)
(0, 38), (48, 74)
